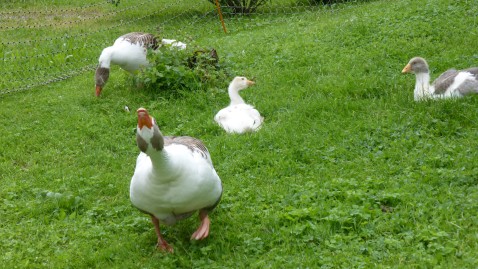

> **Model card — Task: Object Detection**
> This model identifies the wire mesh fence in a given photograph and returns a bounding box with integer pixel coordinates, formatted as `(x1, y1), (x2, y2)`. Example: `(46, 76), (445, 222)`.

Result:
(0, 0), (360, 95)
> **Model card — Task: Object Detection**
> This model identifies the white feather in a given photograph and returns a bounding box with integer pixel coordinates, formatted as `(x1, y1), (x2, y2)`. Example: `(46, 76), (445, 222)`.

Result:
(446, 72), (475, 96)
(130, 117), (221, 226)
(215, 104), (263, 133)
(130, 145), (221, 225)
(214, 76), (263, 134)
(98, 34), (186, 73)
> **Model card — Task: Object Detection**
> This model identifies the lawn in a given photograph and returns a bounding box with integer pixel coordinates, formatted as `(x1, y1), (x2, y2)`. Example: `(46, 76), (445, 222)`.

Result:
(1, 0), (478, 268)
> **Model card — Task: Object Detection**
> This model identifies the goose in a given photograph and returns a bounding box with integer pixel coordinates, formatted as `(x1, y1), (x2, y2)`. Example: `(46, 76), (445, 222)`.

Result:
(130, 108), (222, 252)
(94, 32), (186, 96)
(402, 57), (478, 101)
(214, 76), (263, 134)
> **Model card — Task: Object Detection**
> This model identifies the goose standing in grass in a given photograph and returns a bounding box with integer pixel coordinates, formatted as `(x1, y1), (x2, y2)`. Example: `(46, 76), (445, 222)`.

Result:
(214, 76), (263, 134)
(402, 57), (478, 101)
(94, 32), (186, 96)
(130, 108), (222, 252)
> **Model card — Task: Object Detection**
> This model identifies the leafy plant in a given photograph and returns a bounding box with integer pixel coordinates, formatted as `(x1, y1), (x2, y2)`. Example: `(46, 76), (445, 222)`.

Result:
(134, 45), (227, 94)
(308, 0), (371, 6)
(207, 0), (270, 14)
(107, 0), (121, 6)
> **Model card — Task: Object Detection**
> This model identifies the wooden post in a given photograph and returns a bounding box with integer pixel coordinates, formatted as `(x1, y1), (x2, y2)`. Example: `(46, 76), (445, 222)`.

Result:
(215, 0), (227, 33)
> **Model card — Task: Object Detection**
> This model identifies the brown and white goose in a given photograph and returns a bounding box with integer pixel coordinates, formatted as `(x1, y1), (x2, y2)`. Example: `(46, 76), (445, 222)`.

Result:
(214, 76), (263, 134)
(94, 32), (186, 96)
(402, 57), (478, 101)
(130, 108), (222, 252)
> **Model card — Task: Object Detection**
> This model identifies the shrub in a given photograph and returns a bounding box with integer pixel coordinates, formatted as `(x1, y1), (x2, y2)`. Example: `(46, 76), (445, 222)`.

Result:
(310, 0), (370, 5)
(134, 44), (227, 93)
(107, 0), (120, 6)
(207, 0), (270, 14)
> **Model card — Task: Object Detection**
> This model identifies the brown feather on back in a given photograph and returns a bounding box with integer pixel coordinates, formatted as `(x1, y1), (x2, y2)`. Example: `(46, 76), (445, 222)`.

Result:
(164, 136), (210, 160)
(121, 32), (160, 50)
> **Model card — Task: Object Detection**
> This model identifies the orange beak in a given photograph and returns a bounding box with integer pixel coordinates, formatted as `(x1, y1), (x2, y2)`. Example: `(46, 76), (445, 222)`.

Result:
(402, 64), (412, 74)
(95, 85), (102, 97)
(247, 80), (255, 86)
(137, 108), (153, 130)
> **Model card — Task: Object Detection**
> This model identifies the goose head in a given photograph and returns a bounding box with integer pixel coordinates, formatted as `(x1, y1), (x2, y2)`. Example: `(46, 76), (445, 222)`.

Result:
(227, 76), (255, 105)
(136, 108), (164, 153)
(402, 57), (434, 101)
(402, 57), (430, 75)
(95, 66), (110, 97)
(229, 76), (255, 92)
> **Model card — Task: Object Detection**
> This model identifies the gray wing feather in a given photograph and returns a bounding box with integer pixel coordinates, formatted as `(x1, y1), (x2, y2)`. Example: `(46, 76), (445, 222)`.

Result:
(456, 78), (478, 95)
(457, 67), (478, 95)
(463, 67), (478, 78)
(433, 69), (458, 94)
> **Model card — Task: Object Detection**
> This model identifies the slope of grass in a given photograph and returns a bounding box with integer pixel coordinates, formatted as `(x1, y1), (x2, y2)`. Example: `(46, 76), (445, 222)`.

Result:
(1, 0), (478, 268)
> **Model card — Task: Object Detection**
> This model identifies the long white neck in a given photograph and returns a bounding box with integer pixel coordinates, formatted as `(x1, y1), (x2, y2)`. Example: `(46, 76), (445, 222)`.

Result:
(137, 126), (169, 169)
(145, 148), (168, 165)
(228, 85), (245, 105)
(144, 143), (182, 181)
(414, 72), (433, 101)
(148, 147), (188, 184)
(98, 46), (113, 69)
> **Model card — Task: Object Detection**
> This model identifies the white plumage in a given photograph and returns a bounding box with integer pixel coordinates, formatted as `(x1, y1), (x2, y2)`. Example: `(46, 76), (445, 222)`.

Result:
(214, 76), (263, 134)
(402, 57), (478, 101)
(130, 108), (222, 252)
(95, 32), (186, 96)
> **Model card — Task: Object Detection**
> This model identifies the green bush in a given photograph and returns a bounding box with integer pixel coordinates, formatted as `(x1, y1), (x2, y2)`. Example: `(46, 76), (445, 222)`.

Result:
(134, 45), (227, 93)
(207, 0), (270, 14)
(310, 0), (370, 5)
(107, 0), (120, 6)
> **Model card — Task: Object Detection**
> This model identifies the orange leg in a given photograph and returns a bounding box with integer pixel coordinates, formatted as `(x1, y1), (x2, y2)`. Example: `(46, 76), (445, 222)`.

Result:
(151, 215), (173, 252)
(191, 210), (211, 240)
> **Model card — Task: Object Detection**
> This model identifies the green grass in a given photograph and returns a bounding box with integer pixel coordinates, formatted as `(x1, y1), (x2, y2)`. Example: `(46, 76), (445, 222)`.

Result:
(1, 0), (478, 268)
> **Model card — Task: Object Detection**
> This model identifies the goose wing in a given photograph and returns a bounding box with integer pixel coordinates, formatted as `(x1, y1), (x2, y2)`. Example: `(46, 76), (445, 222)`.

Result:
(433, 69), (458, 94)
(463, 67), (478, 77)
(164, 136), (211, 162)
(455, 67), (478, 95)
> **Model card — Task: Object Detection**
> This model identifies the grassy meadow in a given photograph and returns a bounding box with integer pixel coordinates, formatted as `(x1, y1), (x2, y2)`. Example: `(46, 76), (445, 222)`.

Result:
(1, 0), (478, 268)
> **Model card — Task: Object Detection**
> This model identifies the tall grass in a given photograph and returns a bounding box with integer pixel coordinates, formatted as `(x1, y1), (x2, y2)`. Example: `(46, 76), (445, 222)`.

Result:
(1, 0), (478, 268)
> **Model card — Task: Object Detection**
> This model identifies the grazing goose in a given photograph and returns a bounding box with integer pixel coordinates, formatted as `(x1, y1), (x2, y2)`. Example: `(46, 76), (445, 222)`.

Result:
(130, 108), (222, 252)
(402, 57), (478, 101)
(214, 76), (263, 134)
(95, 32), (186, 96)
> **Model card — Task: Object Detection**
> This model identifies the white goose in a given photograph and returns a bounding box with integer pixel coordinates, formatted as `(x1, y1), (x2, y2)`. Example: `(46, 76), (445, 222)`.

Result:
(402, 57), (478, 101)
(130, 108), (222, 252)
(95, 32), (186, 96)
(214, 76), (263, 134)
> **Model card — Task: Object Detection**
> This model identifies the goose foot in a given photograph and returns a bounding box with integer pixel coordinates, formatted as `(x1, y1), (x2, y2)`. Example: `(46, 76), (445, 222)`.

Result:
(191, 210), (210, 240)
(151, 215), (173, 253)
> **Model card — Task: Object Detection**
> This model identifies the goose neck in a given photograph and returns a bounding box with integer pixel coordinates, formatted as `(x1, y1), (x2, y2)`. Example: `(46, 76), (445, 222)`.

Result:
(414, 72), (432, 100)
(98, 46), (114, 68)
(228, 85), (245, 105)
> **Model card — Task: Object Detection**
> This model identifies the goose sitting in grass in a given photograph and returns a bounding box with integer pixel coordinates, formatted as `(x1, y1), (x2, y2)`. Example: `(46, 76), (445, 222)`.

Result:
(214, 76), (263, 134)
(402, 56), (478, 101)
(130, 108), (222, 252)
(94, 32), (186, 96)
